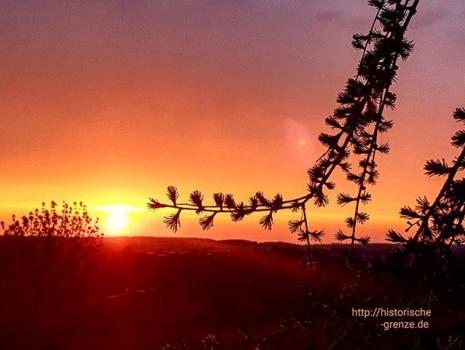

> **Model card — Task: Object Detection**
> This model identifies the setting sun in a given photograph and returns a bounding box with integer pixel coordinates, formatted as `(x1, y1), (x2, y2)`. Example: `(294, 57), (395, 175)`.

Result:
(93, 204), (145, 235)
(106, 209), (129, 234)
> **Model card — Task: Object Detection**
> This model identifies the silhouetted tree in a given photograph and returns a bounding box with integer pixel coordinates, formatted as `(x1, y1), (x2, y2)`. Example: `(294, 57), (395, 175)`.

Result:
(387, 107), (465, 250)
(149, 0), (420, 261)
(382, 107), (465, 350)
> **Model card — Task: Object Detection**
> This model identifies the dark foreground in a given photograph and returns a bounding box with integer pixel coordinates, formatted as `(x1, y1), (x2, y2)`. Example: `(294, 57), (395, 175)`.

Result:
(0, 237), (464, 350)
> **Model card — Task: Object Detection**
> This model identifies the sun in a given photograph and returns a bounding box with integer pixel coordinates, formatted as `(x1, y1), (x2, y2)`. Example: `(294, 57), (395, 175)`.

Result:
(106, 208), (129, 234)
(93, 204), (144, 235)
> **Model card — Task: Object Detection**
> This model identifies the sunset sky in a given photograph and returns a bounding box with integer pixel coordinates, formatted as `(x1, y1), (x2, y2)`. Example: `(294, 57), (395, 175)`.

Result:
(1, 0), (464, 242)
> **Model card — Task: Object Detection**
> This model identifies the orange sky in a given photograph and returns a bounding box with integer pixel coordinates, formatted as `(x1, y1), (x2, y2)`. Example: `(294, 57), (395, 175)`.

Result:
(1, 0), (464, 242)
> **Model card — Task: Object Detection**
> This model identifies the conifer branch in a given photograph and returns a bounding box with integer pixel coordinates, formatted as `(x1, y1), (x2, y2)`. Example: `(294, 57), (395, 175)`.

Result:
(336, 0), (419, 257)
(388, 106), (465, 248)
(149, 0), (420, 248)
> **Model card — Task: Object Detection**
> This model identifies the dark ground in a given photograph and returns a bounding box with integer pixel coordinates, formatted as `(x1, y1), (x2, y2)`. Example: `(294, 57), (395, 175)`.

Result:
(0, 237), (463, 350)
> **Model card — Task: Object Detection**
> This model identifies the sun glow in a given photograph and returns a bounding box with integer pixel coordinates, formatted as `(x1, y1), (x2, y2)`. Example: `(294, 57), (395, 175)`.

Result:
(106, 209), (129, 234)
(93, 204), (145, 235)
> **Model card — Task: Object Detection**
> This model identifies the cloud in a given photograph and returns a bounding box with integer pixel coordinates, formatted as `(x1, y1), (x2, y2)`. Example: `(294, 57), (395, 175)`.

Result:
(411, 7), (447, 30)
(314, 9), (345, 22)
(203, 0), (249, 6)
(313, 8), (370, 32)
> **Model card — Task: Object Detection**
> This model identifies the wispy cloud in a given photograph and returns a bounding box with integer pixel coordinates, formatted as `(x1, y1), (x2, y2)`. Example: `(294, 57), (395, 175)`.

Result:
(411, 7), (447, 30)
(314, 9), (345, 22)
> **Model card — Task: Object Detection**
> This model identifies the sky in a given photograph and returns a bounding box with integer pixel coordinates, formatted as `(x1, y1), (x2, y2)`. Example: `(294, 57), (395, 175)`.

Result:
(0, 0), (464, 242)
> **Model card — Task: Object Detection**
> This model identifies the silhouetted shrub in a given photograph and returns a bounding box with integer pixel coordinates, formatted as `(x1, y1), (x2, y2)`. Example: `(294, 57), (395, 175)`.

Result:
(0, 201), (103, 347)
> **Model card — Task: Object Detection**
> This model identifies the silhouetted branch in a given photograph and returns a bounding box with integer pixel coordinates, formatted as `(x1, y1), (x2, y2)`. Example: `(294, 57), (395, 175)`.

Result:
(336, 0), (419, 260)
(149, 0), (420, 254)
(388, 106), (465, 249)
